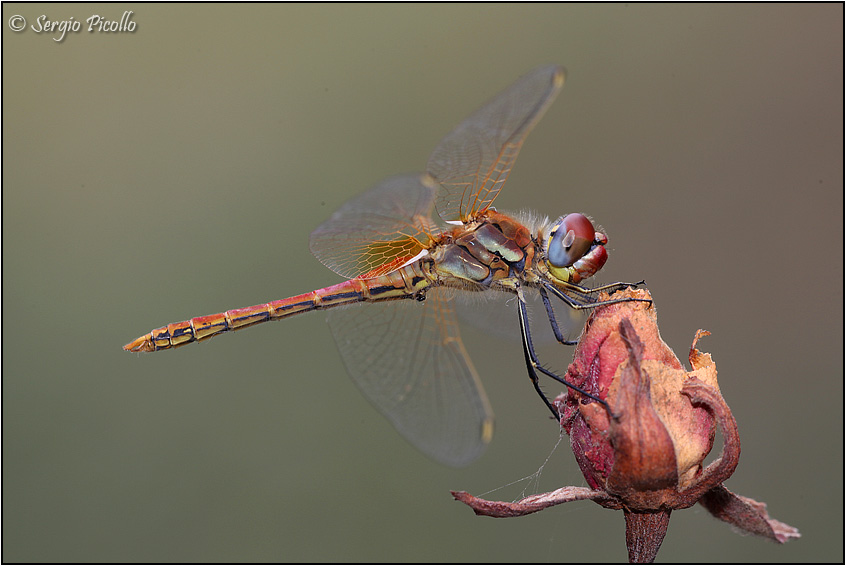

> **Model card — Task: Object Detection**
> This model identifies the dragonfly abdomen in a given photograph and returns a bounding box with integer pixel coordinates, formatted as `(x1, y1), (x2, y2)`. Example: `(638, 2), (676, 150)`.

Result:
(123, 263), (433, 353)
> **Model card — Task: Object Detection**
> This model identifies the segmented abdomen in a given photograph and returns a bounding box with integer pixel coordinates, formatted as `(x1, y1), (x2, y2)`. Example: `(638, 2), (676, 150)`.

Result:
(123, 264), (432, 353)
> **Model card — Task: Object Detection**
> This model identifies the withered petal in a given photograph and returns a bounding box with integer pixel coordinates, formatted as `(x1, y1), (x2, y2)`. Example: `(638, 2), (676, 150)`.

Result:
(451, 486), (616, 518)
(606, 319), (679, 498)
(699, 484), (801, 543)
(680, 376), (739, 494)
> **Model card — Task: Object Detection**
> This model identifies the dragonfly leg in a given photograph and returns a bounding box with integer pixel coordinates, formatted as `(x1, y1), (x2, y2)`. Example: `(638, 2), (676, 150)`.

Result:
(539, 286), (578, 346)
(581, 279), (647, 294)
(544, 282), (652, 310)
(517, 288), (611, 419)
(550, 279), (646, 304)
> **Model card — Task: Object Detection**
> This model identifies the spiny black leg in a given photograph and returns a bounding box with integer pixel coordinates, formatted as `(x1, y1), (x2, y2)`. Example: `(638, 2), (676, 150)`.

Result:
(551, 280), (648, 304)
(539, 286), (578, 346)
(517, 292), (560, 419)
(579, 279), (647, 294)
(518, 291), (611, 417)
(544, 282), (653, 311)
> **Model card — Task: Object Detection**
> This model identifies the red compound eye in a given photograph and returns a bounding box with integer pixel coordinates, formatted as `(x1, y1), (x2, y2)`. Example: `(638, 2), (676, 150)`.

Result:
(547, 213), (594, 268)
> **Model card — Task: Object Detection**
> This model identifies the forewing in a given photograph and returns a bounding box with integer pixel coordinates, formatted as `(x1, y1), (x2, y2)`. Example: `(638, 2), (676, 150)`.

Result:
(426, 65), (565, 222)
(310, 174), (438, 280)
(326, 289), (494, 467)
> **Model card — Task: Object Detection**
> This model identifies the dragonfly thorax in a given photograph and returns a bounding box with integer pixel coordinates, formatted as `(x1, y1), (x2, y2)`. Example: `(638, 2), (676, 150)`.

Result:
(429, 210), (537, 291)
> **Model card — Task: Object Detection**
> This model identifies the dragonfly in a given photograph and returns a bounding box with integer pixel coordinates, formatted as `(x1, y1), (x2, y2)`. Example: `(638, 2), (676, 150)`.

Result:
(124, 65), (645, 466)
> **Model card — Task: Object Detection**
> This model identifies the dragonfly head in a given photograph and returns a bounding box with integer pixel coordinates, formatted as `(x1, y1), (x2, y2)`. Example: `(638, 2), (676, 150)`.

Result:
(544, 213), (608, 285)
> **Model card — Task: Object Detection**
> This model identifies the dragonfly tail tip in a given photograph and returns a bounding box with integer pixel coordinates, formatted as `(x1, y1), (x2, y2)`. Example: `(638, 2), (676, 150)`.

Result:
(124, 334), (155, 353)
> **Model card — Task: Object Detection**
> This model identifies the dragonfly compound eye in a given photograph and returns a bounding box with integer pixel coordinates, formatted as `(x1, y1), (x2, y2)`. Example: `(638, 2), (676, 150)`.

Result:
(547, 213), (595, 268)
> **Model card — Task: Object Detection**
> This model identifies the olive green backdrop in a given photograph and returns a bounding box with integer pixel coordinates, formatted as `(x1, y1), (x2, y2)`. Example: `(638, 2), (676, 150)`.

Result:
(3, 3), (841, 562)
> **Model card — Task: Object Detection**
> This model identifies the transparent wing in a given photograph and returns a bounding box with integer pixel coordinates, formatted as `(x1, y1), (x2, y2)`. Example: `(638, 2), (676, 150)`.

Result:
(454, 286), (588, 345)
(326, 288), (494, 466)
(426, 65), (565, 223)
(310, 174), (439, 280)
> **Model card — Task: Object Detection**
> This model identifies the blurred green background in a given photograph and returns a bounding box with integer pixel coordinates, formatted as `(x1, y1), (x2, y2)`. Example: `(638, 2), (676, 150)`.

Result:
(3, 4), (841, 562)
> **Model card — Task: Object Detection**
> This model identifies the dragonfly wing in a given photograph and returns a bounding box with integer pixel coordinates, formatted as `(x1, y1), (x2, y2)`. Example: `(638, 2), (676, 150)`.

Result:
(310, 174), (439, 280)
(326, 288), (494, 467)
(454, 287), (588, 345)
(426, 65), (565, 223)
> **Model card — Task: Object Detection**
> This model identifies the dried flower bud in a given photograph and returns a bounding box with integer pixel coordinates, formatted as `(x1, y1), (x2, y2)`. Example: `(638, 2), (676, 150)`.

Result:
(451, 288), (799, 562)
(558, 288), (721, 509)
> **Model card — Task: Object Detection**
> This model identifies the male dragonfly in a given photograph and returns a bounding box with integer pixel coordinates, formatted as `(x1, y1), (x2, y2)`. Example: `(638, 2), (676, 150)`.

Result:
(125, 66), (645, 466)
